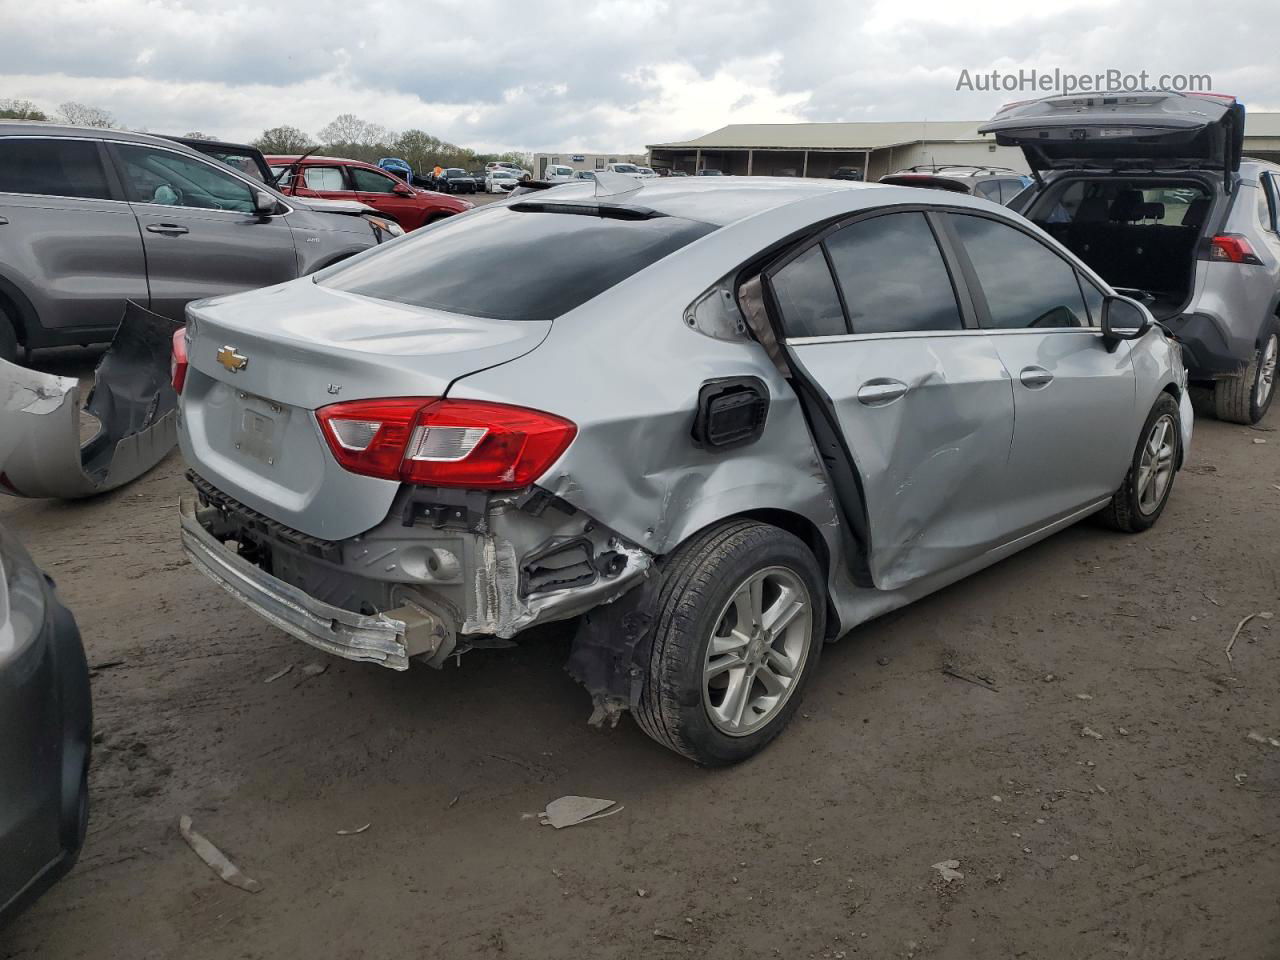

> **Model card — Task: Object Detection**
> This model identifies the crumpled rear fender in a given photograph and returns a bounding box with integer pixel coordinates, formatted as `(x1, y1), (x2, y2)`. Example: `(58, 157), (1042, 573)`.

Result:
(0, 302), (180, 499)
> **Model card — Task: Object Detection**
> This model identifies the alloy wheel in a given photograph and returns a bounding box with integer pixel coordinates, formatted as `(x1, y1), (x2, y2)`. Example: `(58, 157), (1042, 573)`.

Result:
(702, 566), (813, 737)
(1136, 413), (1177, 516)
(1256, 333), (1278, 409)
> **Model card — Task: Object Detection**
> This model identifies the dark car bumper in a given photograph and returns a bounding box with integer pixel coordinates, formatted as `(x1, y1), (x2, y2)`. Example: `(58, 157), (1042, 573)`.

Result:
(0, 579), (91, 929)
(1162, 312), (1246, 380)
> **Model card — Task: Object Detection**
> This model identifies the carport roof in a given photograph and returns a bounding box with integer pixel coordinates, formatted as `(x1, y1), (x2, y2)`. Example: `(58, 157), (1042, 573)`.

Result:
(648, 121), (993, 152)
(651, 113), (1280, 152)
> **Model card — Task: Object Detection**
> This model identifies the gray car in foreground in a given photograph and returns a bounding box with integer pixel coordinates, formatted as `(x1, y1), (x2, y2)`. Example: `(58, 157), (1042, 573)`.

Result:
(0, 524), (91, 925)
(0, 123), (402, 363)
(177, 176), (1189, 765)
(984, 90), (1280, 424)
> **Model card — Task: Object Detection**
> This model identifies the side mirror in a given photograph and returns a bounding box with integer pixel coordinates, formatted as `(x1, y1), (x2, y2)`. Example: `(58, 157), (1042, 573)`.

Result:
(1101, 295), (1152, 343)
(392, 182), (412, 196)
(252, 190), (277, 217)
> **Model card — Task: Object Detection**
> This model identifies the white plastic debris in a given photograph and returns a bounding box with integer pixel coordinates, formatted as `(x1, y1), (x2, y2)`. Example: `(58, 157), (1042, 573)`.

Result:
(1081, 726), (1104, 740)
(263, 664), (293, 684)
(931, 859), (963, 882)
(539, 796), (623, 829)
(336, 823), (371, 836)
(1246, 731), (1280, 748)
(178, 815), (262, 893)
(1075, 693), (1094, 701)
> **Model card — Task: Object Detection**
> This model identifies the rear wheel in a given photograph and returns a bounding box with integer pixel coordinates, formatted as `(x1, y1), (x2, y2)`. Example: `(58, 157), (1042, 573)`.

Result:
(1101, 393), (1181, 533)
(1214, 317), (1279, 424)
(634, 520), (825, 766)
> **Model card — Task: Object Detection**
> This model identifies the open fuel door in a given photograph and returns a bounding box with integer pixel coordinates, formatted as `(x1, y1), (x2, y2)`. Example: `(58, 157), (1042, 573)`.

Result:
(980, 92), (1245, 190)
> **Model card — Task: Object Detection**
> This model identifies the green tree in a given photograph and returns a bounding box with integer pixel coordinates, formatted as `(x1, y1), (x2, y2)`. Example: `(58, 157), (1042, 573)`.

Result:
(252, 125), (314, 154)
(58, 101), (116, 128)
(0, 98), (48, 121)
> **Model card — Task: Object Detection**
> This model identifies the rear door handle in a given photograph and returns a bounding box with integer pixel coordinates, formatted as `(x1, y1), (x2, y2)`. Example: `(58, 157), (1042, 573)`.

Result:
(857, 379), (908, 406)
(1020, 366), (1054, 388)
(146, 223), (189, 235)
(0, 216), (8, 225)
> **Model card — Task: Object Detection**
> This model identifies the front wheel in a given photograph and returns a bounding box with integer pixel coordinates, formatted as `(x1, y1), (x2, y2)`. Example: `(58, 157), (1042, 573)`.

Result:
(635, 520), (825, 766)
(1213, 317), (1278, 424)
(1100, 393), (1181, 533)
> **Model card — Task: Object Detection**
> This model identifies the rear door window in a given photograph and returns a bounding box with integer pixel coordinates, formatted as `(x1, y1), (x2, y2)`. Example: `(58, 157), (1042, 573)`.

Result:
(950, 214), (1090, 329)
(825, 212), (963, 334)
(770, 245), (847, 338)
(303, 166), (348, 191)
(351, 167), (400, 193)
(318, 205), (717, 321)
(0, 137), (111, 200)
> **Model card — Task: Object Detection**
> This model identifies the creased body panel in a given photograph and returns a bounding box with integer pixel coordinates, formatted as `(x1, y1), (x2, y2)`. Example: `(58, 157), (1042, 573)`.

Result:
(789, 333), (1016, 591)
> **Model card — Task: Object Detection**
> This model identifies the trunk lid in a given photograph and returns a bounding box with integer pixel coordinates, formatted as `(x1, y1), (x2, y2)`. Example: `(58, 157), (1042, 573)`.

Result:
(180, 278), (550, 540)
(980, 92), (1245, 179)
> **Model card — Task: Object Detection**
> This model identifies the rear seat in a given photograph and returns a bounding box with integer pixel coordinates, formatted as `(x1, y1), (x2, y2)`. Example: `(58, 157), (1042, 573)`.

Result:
(1037, 189), (1200, 295)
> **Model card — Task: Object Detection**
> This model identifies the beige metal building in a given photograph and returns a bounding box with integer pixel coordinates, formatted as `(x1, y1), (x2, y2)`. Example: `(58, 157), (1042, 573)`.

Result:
(648, 113), (1280, 179)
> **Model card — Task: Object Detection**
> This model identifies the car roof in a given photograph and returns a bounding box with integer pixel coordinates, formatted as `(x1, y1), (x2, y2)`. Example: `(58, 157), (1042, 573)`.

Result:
(526, 177), (938, 227)
(0, 120), (219, 155)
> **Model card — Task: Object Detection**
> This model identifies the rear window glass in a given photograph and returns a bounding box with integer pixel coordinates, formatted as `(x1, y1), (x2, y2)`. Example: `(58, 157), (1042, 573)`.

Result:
(317, 206), (717, 321)
(0, 137), (111, 199)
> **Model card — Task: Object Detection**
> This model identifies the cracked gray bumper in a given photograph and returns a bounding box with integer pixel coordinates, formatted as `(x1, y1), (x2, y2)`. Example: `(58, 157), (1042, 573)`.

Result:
(180, 497), (414, 670)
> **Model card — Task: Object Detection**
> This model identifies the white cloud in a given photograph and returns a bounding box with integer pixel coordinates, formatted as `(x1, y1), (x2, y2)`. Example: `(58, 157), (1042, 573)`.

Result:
(2, 0), (1278, 150)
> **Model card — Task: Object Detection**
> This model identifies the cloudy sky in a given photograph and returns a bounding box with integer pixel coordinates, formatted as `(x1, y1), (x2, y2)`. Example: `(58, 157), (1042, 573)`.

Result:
(2, 0), (1277, 152)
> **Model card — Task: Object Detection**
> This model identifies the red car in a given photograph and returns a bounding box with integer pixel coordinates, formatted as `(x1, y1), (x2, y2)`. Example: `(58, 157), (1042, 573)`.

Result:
(267, 155), (472, 231)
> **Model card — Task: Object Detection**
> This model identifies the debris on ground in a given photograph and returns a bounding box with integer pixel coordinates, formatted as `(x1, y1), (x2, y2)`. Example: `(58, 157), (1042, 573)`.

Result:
(941, 666), (998, 692)
(1226, 611), (1274, 661)
(447, 795), (460, 809)
(336, 823), (371, 835)
(1081, 727), (1104, 740)
(637, 888), (648, 897)
(653, 929), (684, 942)
(300, 662), (330, 680)
(263, 664), (293, 684)
(1075, 693), (1094, 701)
(178, 815), (262, 893)
(539, 796), (623, 829)
(1246, 731), (1280, 748)
(876, 656), (891, 667)
(1068, 854), (1080, 862)
(931, 860), (963, 882)
(1251, 438), (1267, 444)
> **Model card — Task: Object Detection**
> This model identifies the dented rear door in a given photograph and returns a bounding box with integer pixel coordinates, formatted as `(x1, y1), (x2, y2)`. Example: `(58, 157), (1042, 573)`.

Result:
(764, 209), (1016, 592)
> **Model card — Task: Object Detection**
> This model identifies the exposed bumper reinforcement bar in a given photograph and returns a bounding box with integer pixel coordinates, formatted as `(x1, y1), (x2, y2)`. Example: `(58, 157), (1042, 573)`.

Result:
(180, 497), (442, 670)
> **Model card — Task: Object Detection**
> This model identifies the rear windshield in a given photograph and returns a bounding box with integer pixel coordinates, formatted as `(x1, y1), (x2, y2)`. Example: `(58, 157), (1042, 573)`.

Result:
(316, 205), (717, 321)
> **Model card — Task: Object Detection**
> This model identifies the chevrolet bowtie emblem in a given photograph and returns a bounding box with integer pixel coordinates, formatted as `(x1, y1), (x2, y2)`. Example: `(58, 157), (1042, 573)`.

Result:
(216, 345), (248, 372)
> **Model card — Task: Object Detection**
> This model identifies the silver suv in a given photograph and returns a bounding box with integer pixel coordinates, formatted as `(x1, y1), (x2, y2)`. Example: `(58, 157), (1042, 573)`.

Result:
(879, 165), (1031, 205)
(0, 123), (401, 363)
(176, 177), (1188, 765)
(985, 91), (1280, 423)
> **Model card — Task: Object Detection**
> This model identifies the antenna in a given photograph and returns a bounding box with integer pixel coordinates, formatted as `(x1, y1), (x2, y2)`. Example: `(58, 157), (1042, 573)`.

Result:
(594, 171), (643, 199)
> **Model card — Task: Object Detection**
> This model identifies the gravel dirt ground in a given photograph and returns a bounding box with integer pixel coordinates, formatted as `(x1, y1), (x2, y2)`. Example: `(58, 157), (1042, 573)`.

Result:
(1, 353), (1277, 960)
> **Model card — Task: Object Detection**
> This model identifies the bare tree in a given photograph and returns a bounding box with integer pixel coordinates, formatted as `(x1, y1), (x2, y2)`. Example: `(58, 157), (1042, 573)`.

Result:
(319, 113), (394, 150)
(252, 125), (314, 154)
(0, 98), (48, 121)
(58, 101), (116, 128)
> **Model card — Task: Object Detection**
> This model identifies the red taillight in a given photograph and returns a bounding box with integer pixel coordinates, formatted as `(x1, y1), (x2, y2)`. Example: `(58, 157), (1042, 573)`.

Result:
(1210, 234), (1263, 265)
(170, 327), (189, 394)
(315, 398), (576, 490)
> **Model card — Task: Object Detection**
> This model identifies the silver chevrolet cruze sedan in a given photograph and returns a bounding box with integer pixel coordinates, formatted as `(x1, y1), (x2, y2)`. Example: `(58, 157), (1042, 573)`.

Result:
(176, 176), (1189, 765)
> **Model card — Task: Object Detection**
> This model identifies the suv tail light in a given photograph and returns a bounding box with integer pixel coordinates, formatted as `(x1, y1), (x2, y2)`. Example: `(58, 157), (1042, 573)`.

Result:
(1210, 234), (1263, 265)
(171, 328), (189, 394)
(315, 398), (576, 490)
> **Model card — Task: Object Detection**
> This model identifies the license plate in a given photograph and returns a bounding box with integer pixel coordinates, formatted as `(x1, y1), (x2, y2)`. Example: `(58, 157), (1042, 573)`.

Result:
(234, 397), (285, 465)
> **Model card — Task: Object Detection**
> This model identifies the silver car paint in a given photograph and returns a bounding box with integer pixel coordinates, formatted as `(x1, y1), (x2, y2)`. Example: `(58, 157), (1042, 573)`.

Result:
(178, 179), (1185, 695)
(1, 303), (179, 499)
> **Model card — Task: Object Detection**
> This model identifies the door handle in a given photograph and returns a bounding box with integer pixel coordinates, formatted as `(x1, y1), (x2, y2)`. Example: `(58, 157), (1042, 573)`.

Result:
(0, 216), (8, 225)
(146, 223), (189, 235)
(1019, 366), (1054, 388)
(857, 379), (909, 406)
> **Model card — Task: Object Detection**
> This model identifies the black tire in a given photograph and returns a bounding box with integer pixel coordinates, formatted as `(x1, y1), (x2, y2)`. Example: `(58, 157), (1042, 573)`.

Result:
(1213, 317), (1279, 425)
(1100, 393), (1182, 533)
(0, 309), (18, 364)
(634, 520), (825, 766)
